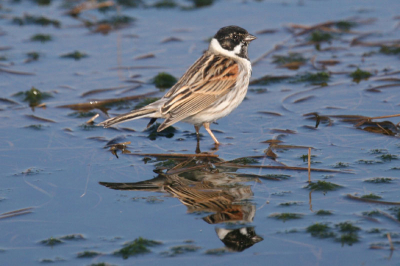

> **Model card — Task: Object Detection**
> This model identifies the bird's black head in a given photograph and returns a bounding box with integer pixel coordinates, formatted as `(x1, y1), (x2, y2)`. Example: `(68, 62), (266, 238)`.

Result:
(213, 25), (256, 59)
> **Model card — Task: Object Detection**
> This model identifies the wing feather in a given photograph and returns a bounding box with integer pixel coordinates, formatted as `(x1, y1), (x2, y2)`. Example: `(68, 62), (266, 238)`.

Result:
(157, 52), (238, 131)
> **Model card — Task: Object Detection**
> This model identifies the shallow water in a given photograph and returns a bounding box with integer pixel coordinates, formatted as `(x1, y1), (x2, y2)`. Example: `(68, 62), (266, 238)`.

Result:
(1, 0), (400, 265)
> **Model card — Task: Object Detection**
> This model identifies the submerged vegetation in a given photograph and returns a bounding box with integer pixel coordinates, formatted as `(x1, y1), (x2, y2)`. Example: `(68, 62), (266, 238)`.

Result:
(152, 72), (177, 89)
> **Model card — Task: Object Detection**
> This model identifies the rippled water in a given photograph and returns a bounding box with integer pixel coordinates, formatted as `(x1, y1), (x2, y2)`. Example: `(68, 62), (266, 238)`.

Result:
(1, 0), (400, 265)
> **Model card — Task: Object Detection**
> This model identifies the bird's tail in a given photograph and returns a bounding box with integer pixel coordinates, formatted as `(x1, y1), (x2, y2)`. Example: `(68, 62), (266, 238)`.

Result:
(98, 108), (158, 128)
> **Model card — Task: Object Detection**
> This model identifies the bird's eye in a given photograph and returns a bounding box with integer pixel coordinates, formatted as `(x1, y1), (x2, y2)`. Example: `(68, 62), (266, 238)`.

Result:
(233, 34), (238, 40)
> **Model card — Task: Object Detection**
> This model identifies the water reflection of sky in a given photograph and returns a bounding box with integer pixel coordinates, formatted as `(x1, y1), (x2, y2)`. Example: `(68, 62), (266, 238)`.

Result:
(1, 0), (400, 265)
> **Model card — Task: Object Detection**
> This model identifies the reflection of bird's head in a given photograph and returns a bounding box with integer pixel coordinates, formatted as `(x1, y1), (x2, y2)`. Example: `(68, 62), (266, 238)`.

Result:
(215, 227), (263, 252)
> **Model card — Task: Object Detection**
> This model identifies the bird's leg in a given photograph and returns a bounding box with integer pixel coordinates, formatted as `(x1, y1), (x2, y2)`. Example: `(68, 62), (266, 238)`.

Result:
(203, 122), (220, 145)
(194, 125), (200, 141)
(194, 125), (201, 153)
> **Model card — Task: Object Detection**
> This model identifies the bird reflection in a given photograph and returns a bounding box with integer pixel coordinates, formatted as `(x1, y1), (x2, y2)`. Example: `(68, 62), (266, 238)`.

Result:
(99, 154), (263, 252)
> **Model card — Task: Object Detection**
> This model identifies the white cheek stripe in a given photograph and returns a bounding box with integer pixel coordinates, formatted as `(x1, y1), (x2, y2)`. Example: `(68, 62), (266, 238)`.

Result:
(209, 38), (242, 60)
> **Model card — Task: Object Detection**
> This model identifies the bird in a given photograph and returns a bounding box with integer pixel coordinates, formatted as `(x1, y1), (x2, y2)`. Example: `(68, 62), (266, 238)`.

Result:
(98, 25), (256, 145)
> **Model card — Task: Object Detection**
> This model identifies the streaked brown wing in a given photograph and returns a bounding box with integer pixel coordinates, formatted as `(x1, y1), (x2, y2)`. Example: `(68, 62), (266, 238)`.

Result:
(157, 53), (238, 131)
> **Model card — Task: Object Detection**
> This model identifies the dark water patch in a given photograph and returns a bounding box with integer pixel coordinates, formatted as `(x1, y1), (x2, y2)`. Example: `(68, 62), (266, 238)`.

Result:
(87, 263), (116, 266)
(160, 244), (201, 257)
(113, 237), (162, 259)
(60, 51), (88, 60)
(152, 72), (177, 89)
(367, 228), (383, 234)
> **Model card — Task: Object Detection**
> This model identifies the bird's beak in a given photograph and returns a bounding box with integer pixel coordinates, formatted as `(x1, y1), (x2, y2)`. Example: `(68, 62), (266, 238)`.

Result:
(244, 34), (257, 42)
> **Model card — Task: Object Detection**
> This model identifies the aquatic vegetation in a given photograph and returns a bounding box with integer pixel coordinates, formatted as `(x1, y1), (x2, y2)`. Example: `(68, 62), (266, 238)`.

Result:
(361, 194), (382, 199)
(272, 53), (307, 65)
(249, 75), (290, 85)
(30, 34), (52, 43)
(161, 245), (201, 257)
(68, 111), (98, 118)
(77, 251), (103, 258)
(335, 21), (357, 31)
(367, 228), (382, 234)
(98, 15), (135, 28)
(153, 0), (178, 8)
(26, 52), (40, 61)
(333, 162), (349, 168)
(364, 177), (394, 183)
(357, 159), (382, 164)
(249, 88), (267, 94)
(204, 248), (227, 256)
(33, 0), (52, 6)
(190, 0), (214, 8)
(350, 68), (372, 82)
(305, 180), (342, 191)
(369, 149), (387, 154)
(306, 223), (336, 238)
(378, 154), (398, 161)
(269, 213), (303, 221)
(263, 174), (291, 180)
(60, 51), (88, 60)
(12, 15), (60, 27)
(152, 72), (177, 89)
(279, 201), (302, 206)
(146, 123), (176, 140)
(135, 98), (160, 109)
(316, 210), (333, 215)
(337, 233), (359, 246)
(25, 124), (44, 130)
(335, 222), (361, 246)
(362, 210), (380, 216)
(230, 157), (259, 165)
(309, 30), (333, 42)
(291, 72), (330, 84)
(13, 87), (52, 107)
(379, 46), (400, 55)
(336, 222), (360, 233)
(113, 237), (162, 259)
(389, 207), (400, 221)
(117, 0), (143, 7)
(40, 237), (64, 246)
(60, 234), (85, 240)
(88, 263), (116, 266)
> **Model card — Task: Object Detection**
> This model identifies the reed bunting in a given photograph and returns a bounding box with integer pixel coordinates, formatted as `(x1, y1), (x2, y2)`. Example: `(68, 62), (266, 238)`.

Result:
(98, 25), (256, 144)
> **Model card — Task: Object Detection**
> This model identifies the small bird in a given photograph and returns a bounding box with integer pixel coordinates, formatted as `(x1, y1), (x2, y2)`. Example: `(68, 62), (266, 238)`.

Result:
(98, 25), (256, 144)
